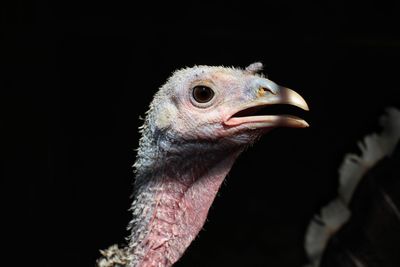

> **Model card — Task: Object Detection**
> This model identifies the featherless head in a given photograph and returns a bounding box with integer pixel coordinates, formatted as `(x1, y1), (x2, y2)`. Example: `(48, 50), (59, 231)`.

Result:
(138, 63), (309, 157)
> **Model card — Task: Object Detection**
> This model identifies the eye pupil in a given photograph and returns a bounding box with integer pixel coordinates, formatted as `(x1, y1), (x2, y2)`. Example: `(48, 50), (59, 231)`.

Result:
(193, 86), (214, 103)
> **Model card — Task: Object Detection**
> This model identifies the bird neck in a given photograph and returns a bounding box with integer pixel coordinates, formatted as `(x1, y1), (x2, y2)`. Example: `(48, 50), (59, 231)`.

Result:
(128, 145), (241, 267)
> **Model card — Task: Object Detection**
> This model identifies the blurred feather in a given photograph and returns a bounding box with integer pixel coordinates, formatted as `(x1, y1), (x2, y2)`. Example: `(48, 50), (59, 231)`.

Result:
(304, 108), (400, 267)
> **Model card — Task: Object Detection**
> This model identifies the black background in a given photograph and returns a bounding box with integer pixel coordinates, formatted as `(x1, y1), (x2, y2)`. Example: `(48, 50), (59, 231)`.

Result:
(2, 1), (400, 266)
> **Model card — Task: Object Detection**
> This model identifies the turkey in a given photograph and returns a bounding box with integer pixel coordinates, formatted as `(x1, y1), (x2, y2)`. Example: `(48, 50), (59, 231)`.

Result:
(96, 62), (309, 267)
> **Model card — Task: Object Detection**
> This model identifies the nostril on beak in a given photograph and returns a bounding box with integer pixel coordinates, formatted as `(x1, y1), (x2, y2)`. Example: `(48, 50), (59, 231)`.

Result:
(257, 86), (274, 98)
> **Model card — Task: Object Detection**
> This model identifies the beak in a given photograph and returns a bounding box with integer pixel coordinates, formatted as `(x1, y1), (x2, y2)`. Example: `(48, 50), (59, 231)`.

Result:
(224, 86), (309, 129)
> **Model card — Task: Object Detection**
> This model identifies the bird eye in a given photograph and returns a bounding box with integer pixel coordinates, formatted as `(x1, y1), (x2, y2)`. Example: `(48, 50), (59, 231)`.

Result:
(192, 86), (215, 103)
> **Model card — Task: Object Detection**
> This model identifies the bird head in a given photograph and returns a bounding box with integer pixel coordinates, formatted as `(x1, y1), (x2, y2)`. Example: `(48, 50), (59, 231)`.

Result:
(146, 62), (309, 152)
(126, 63), (310, 267)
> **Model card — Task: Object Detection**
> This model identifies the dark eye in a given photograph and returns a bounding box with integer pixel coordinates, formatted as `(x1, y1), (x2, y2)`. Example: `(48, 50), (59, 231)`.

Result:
(192, 86), (215, 103)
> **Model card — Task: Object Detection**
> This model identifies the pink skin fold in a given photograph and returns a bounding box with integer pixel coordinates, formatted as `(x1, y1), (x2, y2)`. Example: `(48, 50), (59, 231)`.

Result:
(135, 155), (240, 267)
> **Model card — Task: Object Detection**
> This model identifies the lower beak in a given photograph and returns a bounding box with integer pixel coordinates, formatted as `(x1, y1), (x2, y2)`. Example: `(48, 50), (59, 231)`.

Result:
(224, 87), (309, 129)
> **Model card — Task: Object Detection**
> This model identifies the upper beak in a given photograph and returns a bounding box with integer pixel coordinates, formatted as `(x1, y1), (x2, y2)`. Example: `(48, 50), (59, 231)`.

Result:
(224, 86), (309, 129)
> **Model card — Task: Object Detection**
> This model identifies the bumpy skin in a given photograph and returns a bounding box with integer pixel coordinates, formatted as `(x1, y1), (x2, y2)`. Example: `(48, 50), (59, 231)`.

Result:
(97, 63), (308, 267)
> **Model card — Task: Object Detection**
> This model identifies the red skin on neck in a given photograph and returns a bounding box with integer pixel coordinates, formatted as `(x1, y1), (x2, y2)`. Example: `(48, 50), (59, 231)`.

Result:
(135, 153), (239, 267)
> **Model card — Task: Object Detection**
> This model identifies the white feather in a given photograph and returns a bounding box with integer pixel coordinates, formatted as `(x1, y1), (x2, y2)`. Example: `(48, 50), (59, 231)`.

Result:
(304, 107), (400, 266)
